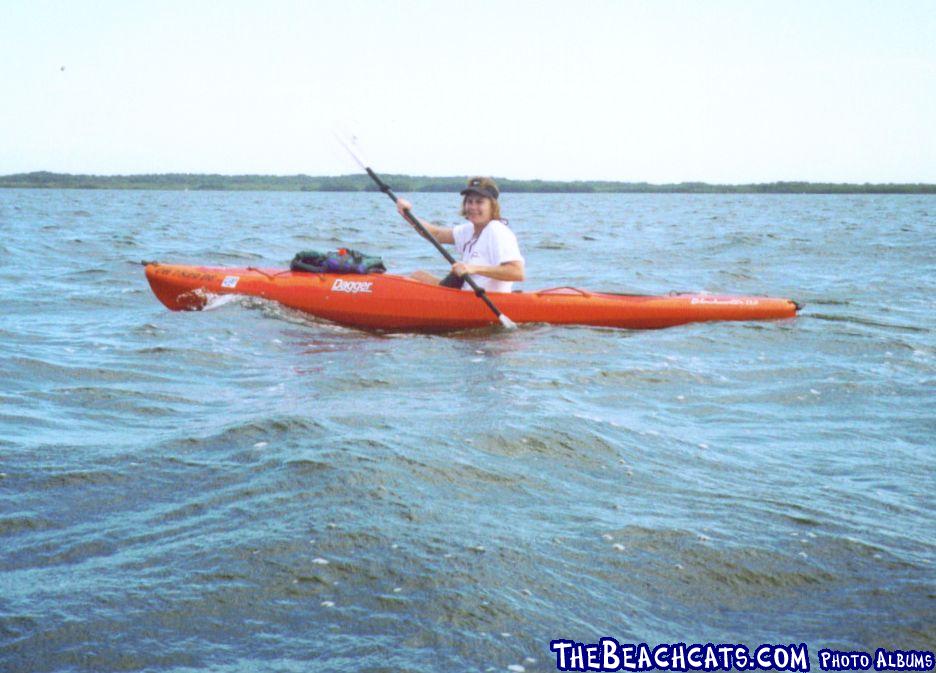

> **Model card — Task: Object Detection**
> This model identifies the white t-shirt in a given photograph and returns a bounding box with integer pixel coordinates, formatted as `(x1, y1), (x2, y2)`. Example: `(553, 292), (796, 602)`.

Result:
(452, 220), (524, 293)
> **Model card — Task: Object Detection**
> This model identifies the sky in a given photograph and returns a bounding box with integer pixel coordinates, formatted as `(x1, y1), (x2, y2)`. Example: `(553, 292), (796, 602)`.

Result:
(1, 0), (934, 183)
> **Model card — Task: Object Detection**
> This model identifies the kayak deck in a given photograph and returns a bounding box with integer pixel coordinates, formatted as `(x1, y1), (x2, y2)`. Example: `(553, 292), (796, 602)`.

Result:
(144, 263), (799, 332)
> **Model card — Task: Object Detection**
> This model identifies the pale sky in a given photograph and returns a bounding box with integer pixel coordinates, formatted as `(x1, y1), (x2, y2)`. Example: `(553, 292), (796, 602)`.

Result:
(1, 0), (933, 183)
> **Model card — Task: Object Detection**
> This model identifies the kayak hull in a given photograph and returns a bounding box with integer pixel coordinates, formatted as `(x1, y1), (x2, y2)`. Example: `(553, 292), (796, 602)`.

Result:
(144, 263), (799, 332)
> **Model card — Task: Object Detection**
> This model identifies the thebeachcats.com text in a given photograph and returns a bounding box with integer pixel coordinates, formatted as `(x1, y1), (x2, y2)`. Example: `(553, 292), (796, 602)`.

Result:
(549, 641), (809, 672)
(548, 640), (936, 672)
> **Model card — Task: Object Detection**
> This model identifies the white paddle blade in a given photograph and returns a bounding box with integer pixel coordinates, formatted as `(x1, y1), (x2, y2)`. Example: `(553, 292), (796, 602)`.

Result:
(499, 314), (517, 330)
(332, 125), (370, 171)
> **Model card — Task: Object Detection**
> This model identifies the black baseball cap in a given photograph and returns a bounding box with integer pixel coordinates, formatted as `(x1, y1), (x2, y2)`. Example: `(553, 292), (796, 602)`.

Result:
(460, 176), (499, 200)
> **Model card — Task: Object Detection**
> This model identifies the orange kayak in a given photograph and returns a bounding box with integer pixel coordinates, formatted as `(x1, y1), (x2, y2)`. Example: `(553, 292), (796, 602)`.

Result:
(144, 262), (799, 332)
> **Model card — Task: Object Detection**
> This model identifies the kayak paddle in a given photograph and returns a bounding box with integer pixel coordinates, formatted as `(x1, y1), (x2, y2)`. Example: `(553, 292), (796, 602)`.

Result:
(334, 130), (517, 330)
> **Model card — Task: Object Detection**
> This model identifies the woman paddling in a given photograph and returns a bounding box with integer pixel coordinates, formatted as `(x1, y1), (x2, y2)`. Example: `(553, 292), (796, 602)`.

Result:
(396, 176), (525, 292)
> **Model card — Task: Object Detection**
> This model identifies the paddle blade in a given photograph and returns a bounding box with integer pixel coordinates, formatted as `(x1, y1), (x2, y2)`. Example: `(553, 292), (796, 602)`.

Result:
(332, 124), (370, 171)
(498, 314), (518, 330)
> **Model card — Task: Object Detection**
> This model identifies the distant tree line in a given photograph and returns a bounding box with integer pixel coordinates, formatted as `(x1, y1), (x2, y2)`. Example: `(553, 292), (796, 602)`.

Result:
(1, 171), (933, 194)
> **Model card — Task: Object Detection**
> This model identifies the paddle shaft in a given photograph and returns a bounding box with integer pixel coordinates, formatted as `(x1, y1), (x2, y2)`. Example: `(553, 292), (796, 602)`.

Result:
(363, 168), (513, 324)
(367, 170), (457, 264)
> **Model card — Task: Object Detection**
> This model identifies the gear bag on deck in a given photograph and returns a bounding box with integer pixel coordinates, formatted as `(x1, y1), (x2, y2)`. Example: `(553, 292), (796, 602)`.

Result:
(290, 249), (387, 275)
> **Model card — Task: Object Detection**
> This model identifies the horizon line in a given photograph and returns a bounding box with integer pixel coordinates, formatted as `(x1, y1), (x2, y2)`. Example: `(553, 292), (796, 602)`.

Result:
(2, 170), (935, 188)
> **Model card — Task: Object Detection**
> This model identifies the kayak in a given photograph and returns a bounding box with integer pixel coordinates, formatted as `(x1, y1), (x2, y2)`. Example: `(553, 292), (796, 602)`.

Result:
(144, 262), (800, 332)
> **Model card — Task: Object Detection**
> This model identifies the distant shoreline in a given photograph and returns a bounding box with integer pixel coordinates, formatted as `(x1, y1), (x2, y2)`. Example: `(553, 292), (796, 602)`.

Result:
(2, 171), (934, 194)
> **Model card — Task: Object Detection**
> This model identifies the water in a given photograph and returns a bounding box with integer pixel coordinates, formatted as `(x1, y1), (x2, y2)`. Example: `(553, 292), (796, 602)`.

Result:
(1, 189), (933, 672)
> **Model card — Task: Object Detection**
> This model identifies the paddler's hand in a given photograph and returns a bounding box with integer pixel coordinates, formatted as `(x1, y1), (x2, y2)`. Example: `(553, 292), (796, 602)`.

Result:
(452, 262), (475, 277)
(396, 198), (413, 218)
(396, 202), (455, 244)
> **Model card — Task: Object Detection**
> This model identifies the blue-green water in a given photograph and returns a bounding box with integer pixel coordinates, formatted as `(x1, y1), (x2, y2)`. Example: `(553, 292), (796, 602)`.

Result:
(1, 189), (933, 672)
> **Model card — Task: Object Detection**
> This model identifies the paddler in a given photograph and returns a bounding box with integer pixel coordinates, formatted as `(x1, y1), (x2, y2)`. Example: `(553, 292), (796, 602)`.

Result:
(395, 176), (525, 292)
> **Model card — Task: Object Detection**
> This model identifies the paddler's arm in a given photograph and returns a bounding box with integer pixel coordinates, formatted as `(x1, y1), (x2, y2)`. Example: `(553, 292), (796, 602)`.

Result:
(452, 260), (525, 282)
(396, 198), (455, 244)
